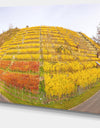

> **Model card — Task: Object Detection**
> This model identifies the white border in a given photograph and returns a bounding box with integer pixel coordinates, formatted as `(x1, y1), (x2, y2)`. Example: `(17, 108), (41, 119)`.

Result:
(0, 1), (100, 128)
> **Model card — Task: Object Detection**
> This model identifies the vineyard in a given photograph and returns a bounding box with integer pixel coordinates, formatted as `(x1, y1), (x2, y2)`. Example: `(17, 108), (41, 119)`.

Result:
(0, 26), (100, 108)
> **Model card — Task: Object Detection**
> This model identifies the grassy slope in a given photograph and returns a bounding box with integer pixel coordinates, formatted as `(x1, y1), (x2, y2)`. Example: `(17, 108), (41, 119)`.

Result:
(1, 81), (100, 110)
(0, 28), (19, 46)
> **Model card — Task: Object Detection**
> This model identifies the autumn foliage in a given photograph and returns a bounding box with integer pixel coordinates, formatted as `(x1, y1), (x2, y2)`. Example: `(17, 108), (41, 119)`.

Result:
(0, 70), (39, 92)
(0, 60), (11, 69)
(10, 61), (39, 72)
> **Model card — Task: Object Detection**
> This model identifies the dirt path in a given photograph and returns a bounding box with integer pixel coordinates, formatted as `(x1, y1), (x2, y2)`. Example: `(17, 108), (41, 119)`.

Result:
(0, 93), (10, 103)
(70, 90), (100, 114)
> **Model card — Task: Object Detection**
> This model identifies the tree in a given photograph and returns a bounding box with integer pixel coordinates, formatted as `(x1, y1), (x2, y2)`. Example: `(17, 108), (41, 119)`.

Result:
(26, 25), (29, 28)
(93, 23), (100, 44)
(9, 24), (13, 30)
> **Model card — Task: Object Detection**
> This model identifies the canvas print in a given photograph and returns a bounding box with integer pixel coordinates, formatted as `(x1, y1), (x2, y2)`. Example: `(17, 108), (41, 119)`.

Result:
(0, 5), (100, 114)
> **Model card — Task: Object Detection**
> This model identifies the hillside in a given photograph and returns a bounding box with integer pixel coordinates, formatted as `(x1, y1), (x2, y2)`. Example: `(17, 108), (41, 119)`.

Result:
(0, 26), (100, 107)
(0, 28), (19, 47)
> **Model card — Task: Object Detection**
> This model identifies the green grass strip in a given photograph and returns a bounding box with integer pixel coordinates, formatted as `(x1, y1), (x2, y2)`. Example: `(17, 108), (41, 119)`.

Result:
(0, 81), (100, 110)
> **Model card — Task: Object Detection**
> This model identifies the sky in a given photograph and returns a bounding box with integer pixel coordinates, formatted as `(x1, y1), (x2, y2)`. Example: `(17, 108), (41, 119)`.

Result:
(0, 4), (100, 37)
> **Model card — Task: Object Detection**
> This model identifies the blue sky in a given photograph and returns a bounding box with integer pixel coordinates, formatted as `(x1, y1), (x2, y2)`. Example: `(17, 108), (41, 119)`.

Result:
(0, 4), (100, 37)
